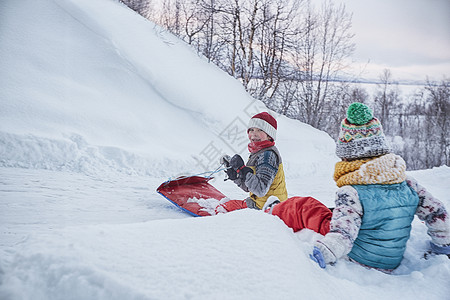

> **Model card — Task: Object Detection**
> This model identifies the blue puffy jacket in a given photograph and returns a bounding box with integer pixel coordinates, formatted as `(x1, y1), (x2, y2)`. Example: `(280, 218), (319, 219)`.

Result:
(348, 181), (419, 269)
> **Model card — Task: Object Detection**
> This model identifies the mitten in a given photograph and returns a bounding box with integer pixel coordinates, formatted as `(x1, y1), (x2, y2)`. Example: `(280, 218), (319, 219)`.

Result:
(229, 154), (245, 170)
(225, 167), (238, 180)
(220, 155), (237, 180)
(262, 196), (280, 213)
(310, 246), (326, 269)
(313, 241), (338, 265)
(230, 154), (253, 179)
(430, 242), (450, 258)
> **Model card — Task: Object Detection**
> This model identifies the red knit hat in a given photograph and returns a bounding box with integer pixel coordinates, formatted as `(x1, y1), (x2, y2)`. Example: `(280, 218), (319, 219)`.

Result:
(247, 112), (277, 140)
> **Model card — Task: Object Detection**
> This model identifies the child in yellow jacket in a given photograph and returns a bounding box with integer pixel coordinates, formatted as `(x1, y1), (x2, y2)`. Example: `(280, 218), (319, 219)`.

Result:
(218, 112), (288, 212)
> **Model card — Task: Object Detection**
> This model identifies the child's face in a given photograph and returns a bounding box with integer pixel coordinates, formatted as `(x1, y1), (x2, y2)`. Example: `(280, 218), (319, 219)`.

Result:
(248, 127), (270, 142)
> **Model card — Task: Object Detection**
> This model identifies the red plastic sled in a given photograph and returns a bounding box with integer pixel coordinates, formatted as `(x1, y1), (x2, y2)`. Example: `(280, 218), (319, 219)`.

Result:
(156, 176), (228, 217)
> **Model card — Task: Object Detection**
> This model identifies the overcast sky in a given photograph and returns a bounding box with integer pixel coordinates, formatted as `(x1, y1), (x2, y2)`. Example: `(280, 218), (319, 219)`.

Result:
(339, 0), (450, 81)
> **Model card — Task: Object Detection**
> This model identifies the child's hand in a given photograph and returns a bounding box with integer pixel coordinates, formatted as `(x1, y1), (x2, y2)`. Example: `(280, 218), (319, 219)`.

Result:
(220, 155), (231, 167)
(225, 167), (238, 180)
(230, 155), (253, 179)
(220, 155), (237, 180)
(229, 154), (245, 170)
(310, 246), (326, 269)
(426, 242), (450, 259)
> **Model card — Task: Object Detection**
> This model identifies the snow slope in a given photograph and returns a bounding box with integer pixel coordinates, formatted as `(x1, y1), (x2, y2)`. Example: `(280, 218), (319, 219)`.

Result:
(1, 0), (449, 299)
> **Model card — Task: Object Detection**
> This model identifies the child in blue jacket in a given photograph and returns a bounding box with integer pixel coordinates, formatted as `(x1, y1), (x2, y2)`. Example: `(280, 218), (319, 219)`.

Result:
(310, 103), (450, 271)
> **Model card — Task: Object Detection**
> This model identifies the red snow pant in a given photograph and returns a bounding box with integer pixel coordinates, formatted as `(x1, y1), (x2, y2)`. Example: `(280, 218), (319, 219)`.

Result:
(216, 199), (248, 212)
(271, 196), (332, 235)
(216, 196), (332, 236)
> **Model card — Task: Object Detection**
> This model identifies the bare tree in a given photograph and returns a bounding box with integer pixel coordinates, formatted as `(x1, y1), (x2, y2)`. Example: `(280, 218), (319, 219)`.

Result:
(179, 0), (211, 46)
(320, 83), (369, 139)
(288, 0), (355, 129)
(251, 0), (302, 100)
(120, 0), (153, 18)
(425, 78), (450, 166)
(372, 69), (401, 135)
(384, 79), (449, 170)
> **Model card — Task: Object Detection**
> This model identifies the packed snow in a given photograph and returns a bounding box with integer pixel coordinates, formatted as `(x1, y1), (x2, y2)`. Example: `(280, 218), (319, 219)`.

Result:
(1, 0), (449, 299)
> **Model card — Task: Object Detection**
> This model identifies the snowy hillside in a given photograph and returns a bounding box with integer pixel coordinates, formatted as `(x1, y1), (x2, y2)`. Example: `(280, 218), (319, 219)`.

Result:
(1, 0), (449, 299)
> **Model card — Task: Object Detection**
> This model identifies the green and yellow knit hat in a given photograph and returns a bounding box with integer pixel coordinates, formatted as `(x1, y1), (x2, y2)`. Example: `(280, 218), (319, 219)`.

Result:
(336, 103), (391, 159)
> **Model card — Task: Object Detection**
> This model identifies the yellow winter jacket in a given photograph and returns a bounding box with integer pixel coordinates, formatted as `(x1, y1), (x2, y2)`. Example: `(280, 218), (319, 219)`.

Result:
(247, 146), (288, 209)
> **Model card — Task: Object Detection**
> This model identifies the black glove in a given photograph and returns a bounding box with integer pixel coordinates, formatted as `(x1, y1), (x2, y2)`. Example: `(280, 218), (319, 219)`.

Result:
(230, 154), (253, 179)
(225, 167), (238, 180)
(220, 155), (237, 180)
(229, 154), (245, 170)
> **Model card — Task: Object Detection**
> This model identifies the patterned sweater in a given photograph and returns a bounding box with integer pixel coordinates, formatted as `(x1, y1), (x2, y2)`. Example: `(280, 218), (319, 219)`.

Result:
(233, 147), (282, 209)
(315, 153), (450, 268)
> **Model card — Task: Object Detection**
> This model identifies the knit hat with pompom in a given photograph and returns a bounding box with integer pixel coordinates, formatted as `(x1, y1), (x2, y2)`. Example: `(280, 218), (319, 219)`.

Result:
(336, 103), (391, 159)
(248, 112), (277, 140)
